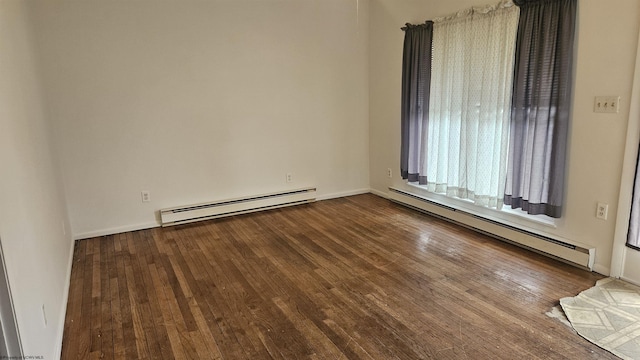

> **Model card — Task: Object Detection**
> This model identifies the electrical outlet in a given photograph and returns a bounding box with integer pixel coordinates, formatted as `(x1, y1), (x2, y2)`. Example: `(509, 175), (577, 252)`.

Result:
(594, 96), (620, 113)
(596, 202), (608, 220)
(387, 168), (393, 178)
(286, 173), (293, 183)
(141, 191), (151, 203)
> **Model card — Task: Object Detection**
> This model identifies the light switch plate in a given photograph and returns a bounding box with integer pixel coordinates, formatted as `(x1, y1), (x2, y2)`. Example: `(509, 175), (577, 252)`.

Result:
(594, 96), (620, 113)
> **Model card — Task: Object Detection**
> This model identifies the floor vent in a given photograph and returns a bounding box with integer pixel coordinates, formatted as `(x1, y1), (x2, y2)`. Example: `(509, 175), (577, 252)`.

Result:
(388, 187), (595, 270)
(160, 187), (316, 227)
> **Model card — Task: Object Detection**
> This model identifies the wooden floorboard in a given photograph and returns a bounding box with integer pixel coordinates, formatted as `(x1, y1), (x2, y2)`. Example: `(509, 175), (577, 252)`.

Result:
(61, 194), (616, 359)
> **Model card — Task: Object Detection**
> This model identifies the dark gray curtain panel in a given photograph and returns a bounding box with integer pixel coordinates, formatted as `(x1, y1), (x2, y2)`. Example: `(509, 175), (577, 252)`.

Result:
(627, 144), (640, 249)
(400, 22), (433, 183)
(504, 0), (577, 218)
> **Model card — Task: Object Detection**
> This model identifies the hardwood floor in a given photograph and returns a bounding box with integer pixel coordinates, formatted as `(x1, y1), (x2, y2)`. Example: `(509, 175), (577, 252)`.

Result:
(61, 194), (615, 359)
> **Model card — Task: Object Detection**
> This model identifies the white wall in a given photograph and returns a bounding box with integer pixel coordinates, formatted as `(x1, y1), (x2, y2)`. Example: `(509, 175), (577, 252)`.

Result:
(0, 1), (74, 358)
(369, 0), (640, 274)
(6, 0), (636, 356)
(30, 0), (371, 239)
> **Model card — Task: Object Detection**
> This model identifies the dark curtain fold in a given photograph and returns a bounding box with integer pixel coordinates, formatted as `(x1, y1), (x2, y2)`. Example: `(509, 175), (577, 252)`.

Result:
(400, 22), (433, 182)
(504, 0), (576, 218)
(627, 142), (640, 250)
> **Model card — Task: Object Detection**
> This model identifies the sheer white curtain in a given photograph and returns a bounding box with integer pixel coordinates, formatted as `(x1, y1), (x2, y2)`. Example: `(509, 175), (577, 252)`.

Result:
(421, 1), (519, 209)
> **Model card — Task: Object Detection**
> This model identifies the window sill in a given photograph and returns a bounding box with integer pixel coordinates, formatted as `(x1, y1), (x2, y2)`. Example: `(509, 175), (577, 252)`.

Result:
(406, 183), (558, 230)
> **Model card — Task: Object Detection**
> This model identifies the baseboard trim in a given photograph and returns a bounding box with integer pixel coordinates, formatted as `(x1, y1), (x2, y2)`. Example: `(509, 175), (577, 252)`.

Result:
(369, 188), (389, 199)
(54, 236), (76, 359)
(620, 275), (640, 287)
(316, 188), (371, 201)
(592, 263), (611, 277)
(73, 221), (160, 241)
(73, 189), (374, 240)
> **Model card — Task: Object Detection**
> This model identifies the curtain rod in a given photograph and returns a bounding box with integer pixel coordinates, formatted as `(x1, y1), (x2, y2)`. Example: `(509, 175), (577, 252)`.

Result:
(401, 21), (433, 31)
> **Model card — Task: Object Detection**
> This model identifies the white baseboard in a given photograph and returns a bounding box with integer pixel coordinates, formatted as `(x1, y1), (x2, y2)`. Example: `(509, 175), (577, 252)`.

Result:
(316, 188), (371, 201)
(369, 188), (389, 199)
(73, 190), (371, 239)
(620, 275), (640, 287)
(54, 236), (76, 360)
(73, 221), (160, 241)
(592, 263), (611, 277)
(73, 189), (375, 240)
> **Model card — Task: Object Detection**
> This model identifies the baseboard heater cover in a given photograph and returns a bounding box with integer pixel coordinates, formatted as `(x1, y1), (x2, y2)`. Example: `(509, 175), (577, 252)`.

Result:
(160, 187), (316, 227)
(387, 187), (595, 270)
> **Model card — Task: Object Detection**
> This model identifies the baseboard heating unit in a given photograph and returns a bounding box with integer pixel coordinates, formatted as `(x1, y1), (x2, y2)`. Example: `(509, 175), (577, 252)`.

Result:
(160, 187), (316, 227)
(388, 187), (595, 270)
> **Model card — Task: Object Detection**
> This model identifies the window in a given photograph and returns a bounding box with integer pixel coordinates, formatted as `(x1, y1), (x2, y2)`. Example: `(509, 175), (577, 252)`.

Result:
(401, 0), (576, 218)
